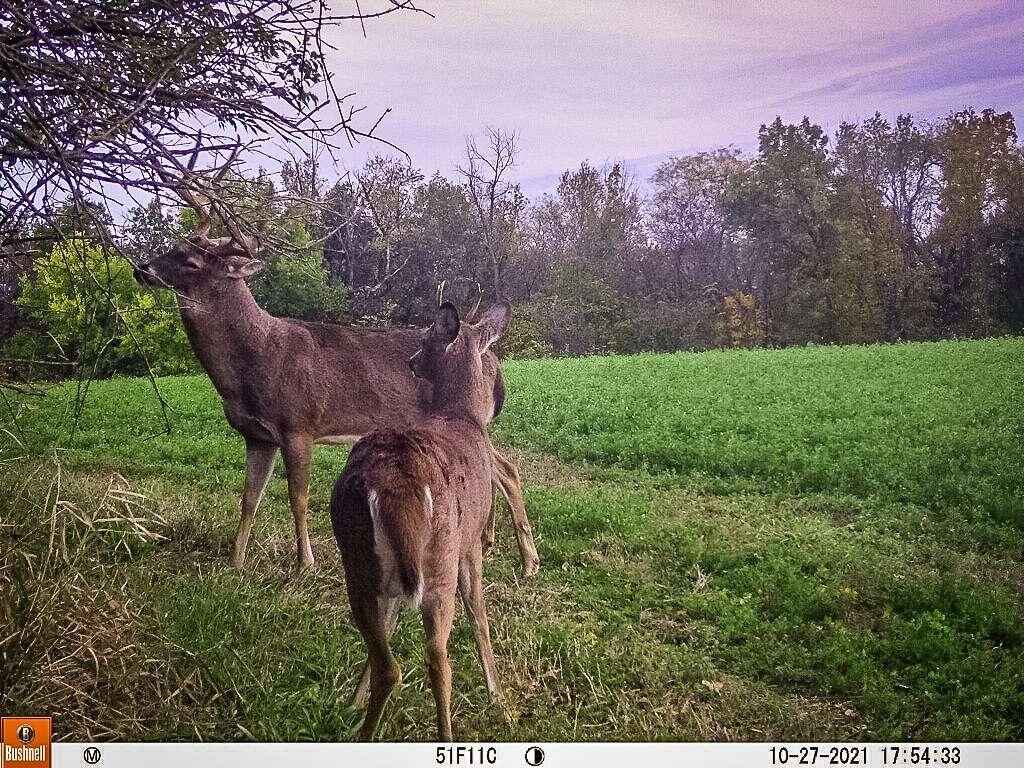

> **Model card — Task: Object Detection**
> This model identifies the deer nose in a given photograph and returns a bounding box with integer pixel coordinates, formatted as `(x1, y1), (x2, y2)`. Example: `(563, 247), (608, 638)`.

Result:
(133, 264), (153, 285)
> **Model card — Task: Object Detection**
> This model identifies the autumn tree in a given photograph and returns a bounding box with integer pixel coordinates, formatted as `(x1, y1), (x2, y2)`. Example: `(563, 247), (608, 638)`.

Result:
(726, 117), (842, 344)
(989, 146), (1024, 330)
(833, 114), (940, 340)
(458, 128), (526, 297)
(524, 162), (650, 353)
(357, 155), (424, 299)
(935, 108), (1019, 335)
(648, 148), (748, 298)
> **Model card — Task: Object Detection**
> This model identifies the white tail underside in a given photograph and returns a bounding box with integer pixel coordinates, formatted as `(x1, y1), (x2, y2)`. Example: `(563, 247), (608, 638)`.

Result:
(367, 487), (425, 608)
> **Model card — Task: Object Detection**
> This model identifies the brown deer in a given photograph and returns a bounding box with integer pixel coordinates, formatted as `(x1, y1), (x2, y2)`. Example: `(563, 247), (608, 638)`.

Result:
(332, 299), (510, 741)
(132, 186), (539, 576)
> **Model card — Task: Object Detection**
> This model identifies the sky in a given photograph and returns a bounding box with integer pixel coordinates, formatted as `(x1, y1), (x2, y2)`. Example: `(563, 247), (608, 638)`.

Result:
(322, 1), (1024, 197)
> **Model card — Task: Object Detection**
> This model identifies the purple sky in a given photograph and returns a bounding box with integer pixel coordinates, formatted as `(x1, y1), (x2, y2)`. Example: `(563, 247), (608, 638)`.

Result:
(327, 1), (1023, 197)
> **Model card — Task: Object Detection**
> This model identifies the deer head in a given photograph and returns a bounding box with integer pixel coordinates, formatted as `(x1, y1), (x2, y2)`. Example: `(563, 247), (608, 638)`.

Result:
(133, 234), (264, 293)
(134, 150), (264, 294)
(408, 300), (512, 425)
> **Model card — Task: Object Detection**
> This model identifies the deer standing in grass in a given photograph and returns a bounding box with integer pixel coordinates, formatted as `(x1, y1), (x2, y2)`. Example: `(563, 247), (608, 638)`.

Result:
(132, 176), (539, 576)
(332, 300), (510, 741)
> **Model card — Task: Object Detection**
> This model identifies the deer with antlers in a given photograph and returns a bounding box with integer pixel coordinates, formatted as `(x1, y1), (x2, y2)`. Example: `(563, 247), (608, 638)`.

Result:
(132, 155), (539, 576)
(333, 299), (511, 741)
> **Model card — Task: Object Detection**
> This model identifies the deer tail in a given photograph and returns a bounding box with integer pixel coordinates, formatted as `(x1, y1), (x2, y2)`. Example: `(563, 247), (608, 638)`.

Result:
(366, 483), (432, 607)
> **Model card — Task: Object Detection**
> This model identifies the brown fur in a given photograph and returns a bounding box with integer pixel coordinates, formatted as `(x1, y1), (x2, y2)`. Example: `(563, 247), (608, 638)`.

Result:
(133, 239), (538, 574)
(331, 301), (510, 741)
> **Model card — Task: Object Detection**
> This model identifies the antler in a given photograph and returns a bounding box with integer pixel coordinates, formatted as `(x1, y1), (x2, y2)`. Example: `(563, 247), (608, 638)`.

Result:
(435, 278), (482, 320)
(152, 131), (259, 254)
(464, 281), (483, 323)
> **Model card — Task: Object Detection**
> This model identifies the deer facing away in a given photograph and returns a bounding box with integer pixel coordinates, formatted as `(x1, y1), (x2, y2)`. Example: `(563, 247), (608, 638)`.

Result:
(331, 300), (511, 741)
(132, 216), (539, 576)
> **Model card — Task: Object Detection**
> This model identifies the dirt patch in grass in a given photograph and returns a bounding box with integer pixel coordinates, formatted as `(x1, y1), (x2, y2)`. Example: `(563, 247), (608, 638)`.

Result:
(507, 447), (592, 489)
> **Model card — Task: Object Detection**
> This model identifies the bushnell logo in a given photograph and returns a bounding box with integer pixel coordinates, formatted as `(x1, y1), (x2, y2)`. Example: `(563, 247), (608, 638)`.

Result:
(1, 716), (52, 768)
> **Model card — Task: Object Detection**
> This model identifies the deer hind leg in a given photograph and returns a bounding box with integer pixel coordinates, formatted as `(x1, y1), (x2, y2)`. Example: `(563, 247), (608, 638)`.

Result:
(281, 436), (315, 571)
(482, 490), (498, 555)
(351, 594), (401, 741)
(458, 546), (502, 703)
(490, 445), (540, 576)
(234, 439), (278, 569)
(354, 596), (400, 708)
(421, 592), (457, 741)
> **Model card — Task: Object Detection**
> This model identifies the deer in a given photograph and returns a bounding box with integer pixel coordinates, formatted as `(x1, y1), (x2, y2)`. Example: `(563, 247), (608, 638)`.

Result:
(332, 299), (511, 741)
(131, 167), (539, 577)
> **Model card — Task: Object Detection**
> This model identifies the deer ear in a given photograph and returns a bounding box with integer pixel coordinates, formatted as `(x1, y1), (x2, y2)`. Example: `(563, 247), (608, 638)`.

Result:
(434, 301), (461, 344)
(225, 257), (265, 280)
(473, 300), (512, 353)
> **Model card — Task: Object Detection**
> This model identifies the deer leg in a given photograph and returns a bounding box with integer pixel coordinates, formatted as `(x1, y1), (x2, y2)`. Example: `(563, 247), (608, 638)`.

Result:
(490, 445), (540, 576)
(350, 593), (401, 741)
(281, 436), (315, 571)
(481, 490), (497, 555)
(458, 546), (502, 703)
(421, 593), (456, 742)
(234, 439), (278, 569)
(353, 596), (400, 708)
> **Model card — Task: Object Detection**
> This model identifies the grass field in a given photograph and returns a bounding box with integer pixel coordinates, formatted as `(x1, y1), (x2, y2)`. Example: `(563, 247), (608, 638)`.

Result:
(2, 337), (1023, 741)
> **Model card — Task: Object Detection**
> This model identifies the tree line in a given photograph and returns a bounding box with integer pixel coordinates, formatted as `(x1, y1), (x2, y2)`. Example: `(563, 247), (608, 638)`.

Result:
(2, 108), (1022, 379)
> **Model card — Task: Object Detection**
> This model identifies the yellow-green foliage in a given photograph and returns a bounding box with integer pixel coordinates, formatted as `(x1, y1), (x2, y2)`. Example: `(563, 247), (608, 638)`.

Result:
(721, 291), (765, 348)
(497, 303), (553, 359)
(11, 238), (196, 376)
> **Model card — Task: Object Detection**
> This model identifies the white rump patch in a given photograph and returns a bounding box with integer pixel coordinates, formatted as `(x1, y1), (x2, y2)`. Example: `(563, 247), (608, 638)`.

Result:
(424, 485), (434, 520)
(410, 573), (425, 607)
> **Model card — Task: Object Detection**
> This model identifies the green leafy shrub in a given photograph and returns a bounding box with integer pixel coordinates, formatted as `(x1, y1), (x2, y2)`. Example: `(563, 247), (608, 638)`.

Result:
(7, 238), (196, 377)
(250, 224), (347, 321)
(497, 303), (552, 359)
(533, 262), (622, 356)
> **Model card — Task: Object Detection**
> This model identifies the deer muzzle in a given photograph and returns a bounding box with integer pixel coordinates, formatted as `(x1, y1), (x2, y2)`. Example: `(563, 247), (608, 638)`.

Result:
(133, 263), (159, 286)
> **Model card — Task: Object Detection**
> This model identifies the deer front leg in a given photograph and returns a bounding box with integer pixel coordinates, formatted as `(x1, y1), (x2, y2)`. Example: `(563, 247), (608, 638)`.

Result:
(234, 439), (278, 569)
(490, 445), (540, 576)
(281, 435), (315, 572)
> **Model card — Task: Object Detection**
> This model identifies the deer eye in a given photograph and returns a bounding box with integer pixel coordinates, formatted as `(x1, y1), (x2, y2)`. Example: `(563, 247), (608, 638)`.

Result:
(183, 258), (202, 271)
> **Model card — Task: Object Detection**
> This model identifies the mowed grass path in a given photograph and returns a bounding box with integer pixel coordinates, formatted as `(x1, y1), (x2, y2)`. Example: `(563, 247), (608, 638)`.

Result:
(2, 337), (1023, 741)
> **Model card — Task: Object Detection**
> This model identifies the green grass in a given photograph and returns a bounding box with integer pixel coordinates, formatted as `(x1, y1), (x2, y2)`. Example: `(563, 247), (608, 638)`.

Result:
(495, 338), (1024, 525)
(2, 337), (1023, 741)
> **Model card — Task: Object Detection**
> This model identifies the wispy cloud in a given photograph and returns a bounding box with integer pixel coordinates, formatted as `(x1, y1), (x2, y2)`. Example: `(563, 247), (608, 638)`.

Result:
(323, 0), (1024, 194)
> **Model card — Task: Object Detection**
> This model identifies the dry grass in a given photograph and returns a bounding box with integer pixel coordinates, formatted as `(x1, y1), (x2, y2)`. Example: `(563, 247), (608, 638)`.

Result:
(0, 458), (221, 740)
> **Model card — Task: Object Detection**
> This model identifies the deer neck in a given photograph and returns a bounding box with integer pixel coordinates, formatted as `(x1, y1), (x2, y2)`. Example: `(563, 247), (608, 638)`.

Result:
(178, 280), (272, 385)
(429, 367), (489, 429)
